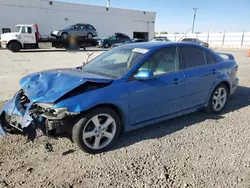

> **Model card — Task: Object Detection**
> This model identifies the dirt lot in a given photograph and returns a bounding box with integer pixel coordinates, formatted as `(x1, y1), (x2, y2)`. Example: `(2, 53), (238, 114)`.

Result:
(0, 48), (250, 188)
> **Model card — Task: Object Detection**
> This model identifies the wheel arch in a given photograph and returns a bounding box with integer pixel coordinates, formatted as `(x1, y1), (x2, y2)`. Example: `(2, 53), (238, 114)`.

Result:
(7, 40), (23, 48)
(61, 32), (68, 36)
(219, 81), (230, 94)
(206, 79), (231, 105)
(83, 103), (125, 131)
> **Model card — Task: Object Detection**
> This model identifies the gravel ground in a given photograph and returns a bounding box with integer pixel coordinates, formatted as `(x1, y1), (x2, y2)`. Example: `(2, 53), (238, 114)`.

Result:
(0, 49), (250, 188)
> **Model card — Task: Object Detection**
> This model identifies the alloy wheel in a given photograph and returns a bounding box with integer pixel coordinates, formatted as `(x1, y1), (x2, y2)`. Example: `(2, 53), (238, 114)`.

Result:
(212, 87), (227, 111)
(82, 114), (116, 150)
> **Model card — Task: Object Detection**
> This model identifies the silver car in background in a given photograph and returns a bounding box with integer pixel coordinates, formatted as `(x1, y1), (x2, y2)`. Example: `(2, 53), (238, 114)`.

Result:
(51, 23), (98, 39)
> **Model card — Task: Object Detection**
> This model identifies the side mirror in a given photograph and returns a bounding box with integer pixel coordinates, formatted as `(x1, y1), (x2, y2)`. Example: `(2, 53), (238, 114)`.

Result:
(134, 70), (154, 80)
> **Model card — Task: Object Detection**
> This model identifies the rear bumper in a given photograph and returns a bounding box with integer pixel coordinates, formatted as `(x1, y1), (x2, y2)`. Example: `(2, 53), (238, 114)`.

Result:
(231, 77), (239, 95)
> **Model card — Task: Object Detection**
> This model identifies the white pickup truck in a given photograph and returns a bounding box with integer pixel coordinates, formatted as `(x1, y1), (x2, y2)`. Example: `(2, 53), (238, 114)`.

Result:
(0, 24), (98, 52)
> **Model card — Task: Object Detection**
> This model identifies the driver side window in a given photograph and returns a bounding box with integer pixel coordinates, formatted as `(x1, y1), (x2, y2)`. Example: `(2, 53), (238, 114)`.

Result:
(20, 27), (26, 33)
(138, 47), (180, 76)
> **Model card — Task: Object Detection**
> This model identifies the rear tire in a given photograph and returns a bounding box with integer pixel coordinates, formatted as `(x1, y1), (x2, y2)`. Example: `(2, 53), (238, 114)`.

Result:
(9, 42), (21, 53)
(205, 83), (228, 113)
(87, 33), (93, 39)
(72, 107), (122, 154)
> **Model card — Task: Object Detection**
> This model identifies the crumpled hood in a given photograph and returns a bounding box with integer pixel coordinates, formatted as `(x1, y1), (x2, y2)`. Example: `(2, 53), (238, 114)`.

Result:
(20, 68), (113, 103)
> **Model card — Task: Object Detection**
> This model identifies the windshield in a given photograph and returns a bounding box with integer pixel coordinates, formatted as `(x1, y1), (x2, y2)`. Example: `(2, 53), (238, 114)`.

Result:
(83, 47), (148, 78)
(16, 26), (21, 32)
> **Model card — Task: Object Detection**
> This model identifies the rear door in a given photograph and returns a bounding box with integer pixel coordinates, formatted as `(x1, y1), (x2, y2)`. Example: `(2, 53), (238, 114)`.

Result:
(180, 45), (219, 109)
(79, 24), (88, 37)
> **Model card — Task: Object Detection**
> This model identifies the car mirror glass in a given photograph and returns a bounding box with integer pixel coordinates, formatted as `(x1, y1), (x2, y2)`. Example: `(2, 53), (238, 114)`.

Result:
(134, 70), (154, 80)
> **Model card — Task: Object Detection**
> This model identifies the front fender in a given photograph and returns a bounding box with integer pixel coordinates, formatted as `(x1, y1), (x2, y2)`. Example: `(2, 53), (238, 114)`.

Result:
(7, 39), (24, 48)
(53, 83), (127, 114)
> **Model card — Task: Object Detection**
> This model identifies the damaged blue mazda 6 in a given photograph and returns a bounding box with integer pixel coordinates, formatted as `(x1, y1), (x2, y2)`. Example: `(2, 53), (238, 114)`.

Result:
(0, 42), (239, 154)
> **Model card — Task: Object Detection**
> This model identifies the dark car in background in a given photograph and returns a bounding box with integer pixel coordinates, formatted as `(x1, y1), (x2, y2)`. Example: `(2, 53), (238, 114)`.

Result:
(98, 33), (131, 48)
(181, 38), (209, 48)
(111, 38), (147, 48)
(51, 23), (98, 39)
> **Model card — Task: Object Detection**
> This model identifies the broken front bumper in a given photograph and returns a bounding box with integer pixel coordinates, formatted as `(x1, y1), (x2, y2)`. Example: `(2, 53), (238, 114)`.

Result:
(0, 90), (76, 139)
(0, 91), (37, 137)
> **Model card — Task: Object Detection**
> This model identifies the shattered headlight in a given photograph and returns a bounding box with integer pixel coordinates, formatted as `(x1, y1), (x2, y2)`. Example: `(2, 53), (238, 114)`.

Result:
(36, 103), (68, 120)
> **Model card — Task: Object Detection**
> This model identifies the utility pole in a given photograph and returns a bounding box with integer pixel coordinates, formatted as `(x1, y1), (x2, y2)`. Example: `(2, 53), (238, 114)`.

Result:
(192, 8), (198, 34)
(107, 0), (110, 8)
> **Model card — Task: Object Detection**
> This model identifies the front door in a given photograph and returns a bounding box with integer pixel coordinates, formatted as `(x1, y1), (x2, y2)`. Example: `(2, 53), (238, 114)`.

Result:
(19, 27), (36, 44)
(78, 24), (88, 37)
(126, 46), (185, 125)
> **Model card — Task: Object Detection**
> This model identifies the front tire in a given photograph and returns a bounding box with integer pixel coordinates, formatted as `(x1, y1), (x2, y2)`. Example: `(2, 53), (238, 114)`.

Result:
(9, 42), (21, 52)
(72, 107), (122, 154)
(205, 83), (228, 113)
(104, 43), (110, 48)
(61, 32), (68, 39)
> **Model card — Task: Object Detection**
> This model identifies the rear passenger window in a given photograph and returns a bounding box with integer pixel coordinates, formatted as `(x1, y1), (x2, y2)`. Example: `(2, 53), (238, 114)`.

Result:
(180, 47), (206, 68)
(80, 25), (86, 30)
(205, 52), (215, 64)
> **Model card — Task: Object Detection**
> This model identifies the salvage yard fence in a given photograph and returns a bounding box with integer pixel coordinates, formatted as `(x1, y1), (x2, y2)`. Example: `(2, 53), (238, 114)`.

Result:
(156, 31), (250, 48)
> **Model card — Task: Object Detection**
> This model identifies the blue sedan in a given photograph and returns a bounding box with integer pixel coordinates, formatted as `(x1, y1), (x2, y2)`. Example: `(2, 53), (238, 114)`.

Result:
(0, 42), (239, 153)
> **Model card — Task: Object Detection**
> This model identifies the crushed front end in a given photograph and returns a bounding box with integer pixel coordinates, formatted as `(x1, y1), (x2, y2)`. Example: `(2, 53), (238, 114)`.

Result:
(0, 90), (78, 141)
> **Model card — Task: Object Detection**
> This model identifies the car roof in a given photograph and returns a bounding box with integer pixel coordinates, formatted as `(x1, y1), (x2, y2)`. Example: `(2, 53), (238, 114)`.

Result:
(121, 41), (208, 50)
(76, 23), (91, 25)
(121, 42), (175, 49)
(16, 24), (34, 27)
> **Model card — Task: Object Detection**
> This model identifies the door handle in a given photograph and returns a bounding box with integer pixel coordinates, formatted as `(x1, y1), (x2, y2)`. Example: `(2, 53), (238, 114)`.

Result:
(173, 78), (179, 85)
(212, 69), (217, 74)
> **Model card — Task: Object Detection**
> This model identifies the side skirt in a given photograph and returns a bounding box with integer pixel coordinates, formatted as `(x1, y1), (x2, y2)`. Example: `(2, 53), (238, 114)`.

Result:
(124, 104), (206, 132)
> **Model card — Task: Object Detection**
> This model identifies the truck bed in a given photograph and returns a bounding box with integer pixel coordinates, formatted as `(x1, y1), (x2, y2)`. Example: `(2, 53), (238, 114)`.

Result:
(38, 38), (98, 48)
